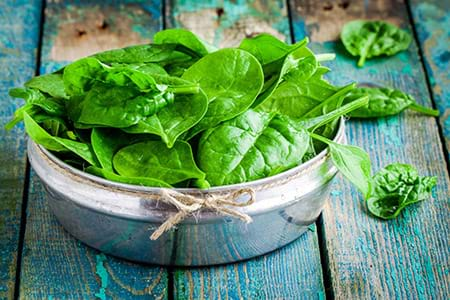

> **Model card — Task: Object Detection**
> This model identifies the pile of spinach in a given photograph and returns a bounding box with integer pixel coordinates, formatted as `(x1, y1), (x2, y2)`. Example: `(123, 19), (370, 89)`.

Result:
(7, 29), (436, 219)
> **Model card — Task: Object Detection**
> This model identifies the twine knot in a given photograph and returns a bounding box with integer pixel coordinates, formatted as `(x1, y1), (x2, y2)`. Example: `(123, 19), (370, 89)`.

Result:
(149, 188), (256, 240)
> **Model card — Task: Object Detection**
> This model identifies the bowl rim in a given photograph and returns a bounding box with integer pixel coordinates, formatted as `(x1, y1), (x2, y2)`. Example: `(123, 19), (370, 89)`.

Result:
(32, 118), (345, 194)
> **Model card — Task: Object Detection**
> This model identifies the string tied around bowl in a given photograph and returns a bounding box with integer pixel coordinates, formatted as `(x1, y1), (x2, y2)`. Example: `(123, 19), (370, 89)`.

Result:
(149, 188), (256, 240)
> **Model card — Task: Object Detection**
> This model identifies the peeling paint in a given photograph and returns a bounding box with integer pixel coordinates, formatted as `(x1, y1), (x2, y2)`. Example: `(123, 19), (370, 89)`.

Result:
(95, 254), (109, 300)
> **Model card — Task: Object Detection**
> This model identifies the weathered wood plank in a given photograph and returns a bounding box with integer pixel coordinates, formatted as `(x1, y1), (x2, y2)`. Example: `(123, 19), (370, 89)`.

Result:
(409, 0), (450, 162)
(290, 0), (450, 298)
(19, 1), (168, 299)
(0, 1), (42, 298)
(166, 1), (325, 298)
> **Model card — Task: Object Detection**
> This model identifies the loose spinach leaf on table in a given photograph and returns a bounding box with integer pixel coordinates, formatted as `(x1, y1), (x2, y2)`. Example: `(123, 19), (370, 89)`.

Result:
(344, 87), (439, 118)
(113, 140), (205, 184)
(341, 20), (412, 67)
(182, 48), (264, 139)
(367, 163), (437, 219)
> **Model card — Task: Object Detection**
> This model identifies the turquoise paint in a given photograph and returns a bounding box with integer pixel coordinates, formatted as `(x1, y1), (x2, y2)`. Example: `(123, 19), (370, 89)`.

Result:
(330, 190), (342, 197)
(94, 254), (109, 300)
(377, 116), (402, 147)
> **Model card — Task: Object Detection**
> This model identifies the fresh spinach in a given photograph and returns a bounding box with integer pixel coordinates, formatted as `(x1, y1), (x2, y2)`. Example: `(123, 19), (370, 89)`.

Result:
(123, 90), (208, 147)
(344, 87), (439, 118)
(6, 28), (436, 210)
(367, 163), (437, 219)
(113, 140), (205, 184)
(154, 28), (216, 57)
(182, 48), (264, 139)
(309, 132), (372, 198)
(23, 112), (98, 166)
(86, 166), (171, 188)
(341, 20), (412, 67)
(197, 96), (369, 186)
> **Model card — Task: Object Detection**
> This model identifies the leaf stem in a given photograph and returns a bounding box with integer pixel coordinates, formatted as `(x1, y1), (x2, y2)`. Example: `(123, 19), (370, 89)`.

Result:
(315, 53), (336, 62)
(304, 83), (356, 118)
(168, 85), (200, 94)
(357, 55), (366, 67)
(409, 103), (439, 117)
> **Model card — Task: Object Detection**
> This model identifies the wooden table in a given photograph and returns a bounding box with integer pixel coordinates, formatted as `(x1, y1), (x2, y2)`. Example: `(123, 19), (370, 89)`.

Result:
(1, 0), (449, 299)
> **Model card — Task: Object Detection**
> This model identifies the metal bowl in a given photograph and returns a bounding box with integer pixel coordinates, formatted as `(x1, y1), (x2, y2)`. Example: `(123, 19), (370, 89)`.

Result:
(27, 120), (345, 266)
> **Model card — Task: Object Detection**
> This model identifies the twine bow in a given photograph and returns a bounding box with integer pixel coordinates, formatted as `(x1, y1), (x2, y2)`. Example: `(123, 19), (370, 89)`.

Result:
(149, 188), (256, 240)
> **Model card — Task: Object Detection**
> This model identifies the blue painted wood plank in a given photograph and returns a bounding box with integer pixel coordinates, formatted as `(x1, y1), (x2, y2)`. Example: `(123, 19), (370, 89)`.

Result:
(166, 1), (325, 298)
(0, 1), (42, 298)
(19, 1), (169, 298)
(409, 0), (450, 162)
(290, 0), (450, 298)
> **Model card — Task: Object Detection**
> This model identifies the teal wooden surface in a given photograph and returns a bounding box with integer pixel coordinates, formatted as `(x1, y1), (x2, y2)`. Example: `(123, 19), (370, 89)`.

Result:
(409, 0), (450, 162)
(290, 0), (450, 298)
(166, 1), (325, 298)
(0, 1), (42, 298)
(0, 0), (448, 299)
(18, 1), (168, 299)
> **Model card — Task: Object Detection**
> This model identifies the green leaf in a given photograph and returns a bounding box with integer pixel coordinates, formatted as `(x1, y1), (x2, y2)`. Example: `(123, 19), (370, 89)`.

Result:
(309, 132), (372, 198)
(197, 109), (310, 186)
(182, 48), (264, 139)
(345, 87), (439, 118)
(25, 73), (68, 98)
(70, 82), (174, 128)
(113, 140), (205, 184)
(93, 43), (192, 65)
(86, 166), (171, 188)
(123, 90), (208, 148)
(23, 112), (98, 166)
(341, 20), (412, 67)
(91, 128), (149, 172)
(154, 28), (216, 57)
(367, 163), (437, 219)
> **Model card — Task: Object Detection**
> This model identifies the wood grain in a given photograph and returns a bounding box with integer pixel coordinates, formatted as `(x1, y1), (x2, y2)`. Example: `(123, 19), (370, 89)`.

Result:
(0, 1), (42, 298)
(166, 0), (325, 298)
(290, 0), (450, 298)
(409, 0), (450, 162)
(18, 1), (169, 299)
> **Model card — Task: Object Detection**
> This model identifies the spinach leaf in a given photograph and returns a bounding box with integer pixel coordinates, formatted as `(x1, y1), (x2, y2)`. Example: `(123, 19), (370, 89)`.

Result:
(23, 112), (98, 166)
(182, 48), (264, 139)
(345, 87), (439, 118)
(239, 34), (307, 67)
(309, 132), (372, 198)
(25, 73), (68, 99)
(123, 90), (208, 148)
(367, 163), (437, 219)
(113, 140), (205, 184)
(6, 88), (66, 129)
(154, 28), (216, 57)
(91, 128), (149, 172)
(70, 82), (174, 128)
(197, 109), (310, 186)
(93, 43), (192, 65)
(197, 96), (369, 187)
(341, 20), (412, 67)
(86, 166), (171, 188)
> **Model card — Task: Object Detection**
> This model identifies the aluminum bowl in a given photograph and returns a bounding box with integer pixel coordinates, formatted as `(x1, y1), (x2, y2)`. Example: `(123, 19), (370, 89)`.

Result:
(27, 120), (345, 266)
